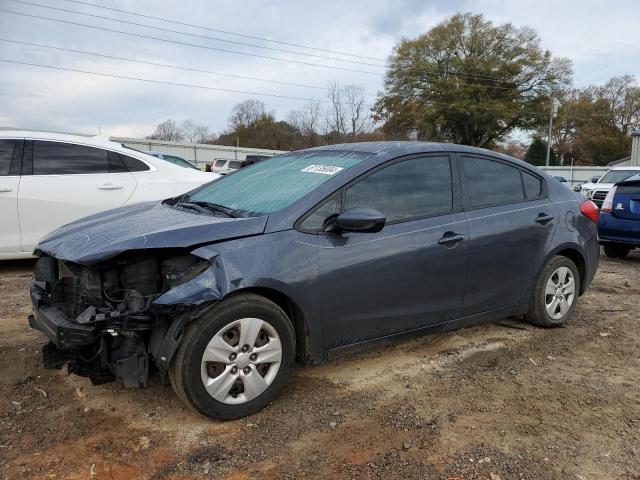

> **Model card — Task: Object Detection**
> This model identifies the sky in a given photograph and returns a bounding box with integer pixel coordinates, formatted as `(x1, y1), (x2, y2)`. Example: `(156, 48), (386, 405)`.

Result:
(0, 0), (638, 139)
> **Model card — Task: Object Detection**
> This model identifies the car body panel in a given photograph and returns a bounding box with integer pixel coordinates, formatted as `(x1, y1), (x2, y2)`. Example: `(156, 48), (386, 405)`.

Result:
(27, 141), (599, 383)
(598, 179), (640, 247)
(0, 131), (217, 259)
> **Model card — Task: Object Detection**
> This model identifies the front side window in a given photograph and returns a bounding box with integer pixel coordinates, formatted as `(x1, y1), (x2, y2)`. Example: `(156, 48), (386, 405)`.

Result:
(300, 196), (340, 231)
(462, 156), (524, 208)
(0, 140), (16, 176)
(345, 156), (453, 223)
(189, 150), (370, 214)
(33, 141), (108, 175)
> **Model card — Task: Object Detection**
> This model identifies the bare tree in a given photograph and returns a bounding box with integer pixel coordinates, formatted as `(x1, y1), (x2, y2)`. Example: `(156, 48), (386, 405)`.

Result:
(343, 84), (369, 138)
(147, 119), (184, 141)
(326, 81), (346, 137)
(180, 119), (214, 143)
(288, 100), (323, 146)
(228, 99), (266, 129)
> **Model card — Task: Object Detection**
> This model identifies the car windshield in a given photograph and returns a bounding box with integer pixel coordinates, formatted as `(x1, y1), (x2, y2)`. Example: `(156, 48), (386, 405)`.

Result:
(187, 150), (370, 213)
(599, 170), (639, 184)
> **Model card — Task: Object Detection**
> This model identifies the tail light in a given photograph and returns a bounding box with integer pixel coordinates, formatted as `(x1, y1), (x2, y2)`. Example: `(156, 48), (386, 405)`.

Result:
(600, 187), (617, 213)
(580, 199), (599, 223)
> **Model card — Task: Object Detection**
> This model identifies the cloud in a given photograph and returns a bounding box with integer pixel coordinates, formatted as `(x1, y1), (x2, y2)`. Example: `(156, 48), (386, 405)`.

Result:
(0, 0), (638, 138)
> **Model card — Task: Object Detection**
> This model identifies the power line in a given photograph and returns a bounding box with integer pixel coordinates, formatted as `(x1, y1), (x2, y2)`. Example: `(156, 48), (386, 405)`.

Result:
(0, 38), (325, 92)
(58, 0), (387, 62)
(9, 0), (388, 68)
(0, 58), (331, 102)
(0, 8), (385, 76)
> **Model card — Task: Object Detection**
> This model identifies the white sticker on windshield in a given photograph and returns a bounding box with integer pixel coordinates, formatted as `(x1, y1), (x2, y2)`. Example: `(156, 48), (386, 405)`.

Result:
(301, 165), (344, 175)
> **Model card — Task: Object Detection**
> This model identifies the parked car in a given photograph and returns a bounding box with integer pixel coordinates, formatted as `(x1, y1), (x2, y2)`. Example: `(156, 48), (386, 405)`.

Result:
(0, 131), (217, 259)
(146, 151), (199, 170)
(553, 175), (571, 188)
(211, 158), (242, 175)
(598, 175), (640, 258)
(581, 167), (640, 207)
(28, 142), (599, 419)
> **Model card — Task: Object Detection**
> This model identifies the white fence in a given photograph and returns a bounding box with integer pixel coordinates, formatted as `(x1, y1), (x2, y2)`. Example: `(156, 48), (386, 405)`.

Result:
(111, 137), (286, 169)
(538, 166), (610, 187)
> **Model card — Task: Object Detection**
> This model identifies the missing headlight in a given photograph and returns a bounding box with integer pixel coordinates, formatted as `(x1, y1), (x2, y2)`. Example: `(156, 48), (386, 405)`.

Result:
(161, 254), (210, 290)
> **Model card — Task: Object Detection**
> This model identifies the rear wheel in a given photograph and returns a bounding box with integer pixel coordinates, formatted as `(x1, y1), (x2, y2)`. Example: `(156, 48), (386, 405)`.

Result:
(170, 293), (295, 420)
(603, 244), (630, 259)
(525, 256), (580, 328)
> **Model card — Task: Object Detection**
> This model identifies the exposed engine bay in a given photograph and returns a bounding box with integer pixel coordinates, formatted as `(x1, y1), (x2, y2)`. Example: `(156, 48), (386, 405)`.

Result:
(29, 251), (211, 388)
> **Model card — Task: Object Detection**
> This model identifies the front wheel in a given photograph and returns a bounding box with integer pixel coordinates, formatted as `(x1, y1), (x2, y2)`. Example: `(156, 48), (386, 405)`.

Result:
(525, 256), (580, 327)
(170, 293), (295, 420)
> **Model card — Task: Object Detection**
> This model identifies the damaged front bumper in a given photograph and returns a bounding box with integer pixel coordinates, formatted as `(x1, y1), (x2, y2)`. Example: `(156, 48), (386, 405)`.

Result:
(28, 252), (218, 389)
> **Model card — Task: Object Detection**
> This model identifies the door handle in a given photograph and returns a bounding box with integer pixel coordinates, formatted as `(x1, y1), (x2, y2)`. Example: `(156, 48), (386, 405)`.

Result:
(0, 187), (13, 193)
(535, 213), (555, 225)
(98, 183), (123, 190)
(438, 232), (465, 246)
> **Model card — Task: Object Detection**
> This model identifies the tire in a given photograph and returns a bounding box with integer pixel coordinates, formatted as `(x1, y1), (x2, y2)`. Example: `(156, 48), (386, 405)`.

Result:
(170, 293), (295, 420)
(603, 244), (630, 259)
(524, 256), (580, 328)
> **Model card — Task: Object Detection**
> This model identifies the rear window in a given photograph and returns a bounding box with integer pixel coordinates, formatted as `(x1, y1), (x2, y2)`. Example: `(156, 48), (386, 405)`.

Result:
(189, 150), (370, 213)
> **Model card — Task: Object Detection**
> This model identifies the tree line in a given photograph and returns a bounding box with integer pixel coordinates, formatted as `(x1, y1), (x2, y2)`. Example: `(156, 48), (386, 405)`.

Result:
(147, 13), (639, 166)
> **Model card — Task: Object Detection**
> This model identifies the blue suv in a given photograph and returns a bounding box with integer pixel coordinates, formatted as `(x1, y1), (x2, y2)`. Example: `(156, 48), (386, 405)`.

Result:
(598, 176), (640, 258)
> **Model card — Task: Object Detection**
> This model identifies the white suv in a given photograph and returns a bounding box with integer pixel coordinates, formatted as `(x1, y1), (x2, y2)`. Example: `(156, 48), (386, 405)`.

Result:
(581, 166), (640, 207)
(211, 158), (242, 175)
(0, 131), (218, 259)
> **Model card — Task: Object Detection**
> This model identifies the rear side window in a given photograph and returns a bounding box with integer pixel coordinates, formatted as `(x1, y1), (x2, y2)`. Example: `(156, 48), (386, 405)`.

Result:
(108, 151), (128, 173)
(33, 141), (108, 175)
(522, 171), (543, 199)
(120, 154), (150, 172)
(215, 160), (226, 167)
(462, 156), (524, 208)
(345, 156), (453, 222)
(0, 140), (17, 176)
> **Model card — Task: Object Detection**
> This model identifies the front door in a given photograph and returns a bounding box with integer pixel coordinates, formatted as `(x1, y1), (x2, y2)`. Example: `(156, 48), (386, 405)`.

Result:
(18, 140), (137, 251)
(303, 154), (468, 350)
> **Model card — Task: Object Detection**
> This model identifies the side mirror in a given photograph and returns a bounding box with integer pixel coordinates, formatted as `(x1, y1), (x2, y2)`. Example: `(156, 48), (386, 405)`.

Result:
(329, 208), (386, 233)
(591, 176), (600, 183)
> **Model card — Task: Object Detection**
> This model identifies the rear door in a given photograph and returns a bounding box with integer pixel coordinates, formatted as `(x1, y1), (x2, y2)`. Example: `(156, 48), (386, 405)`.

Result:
(0, 139), (23, 253)
(459, 155), (556, 316)
(17, 140), (137, 251)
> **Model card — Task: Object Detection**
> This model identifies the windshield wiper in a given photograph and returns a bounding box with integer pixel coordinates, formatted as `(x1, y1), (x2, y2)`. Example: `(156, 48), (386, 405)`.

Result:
(177, 198), (241, 218)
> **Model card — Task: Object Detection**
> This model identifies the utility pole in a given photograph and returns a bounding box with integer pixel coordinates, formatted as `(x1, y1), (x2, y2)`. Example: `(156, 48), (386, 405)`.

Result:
(546, 97), (560, 166)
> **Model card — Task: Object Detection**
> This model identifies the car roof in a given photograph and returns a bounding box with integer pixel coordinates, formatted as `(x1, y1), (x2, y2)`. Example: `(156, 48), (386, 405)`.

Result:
(306, 141), (540, 171)
(610, 165), (640, 171)
(0, 130), (122, 149)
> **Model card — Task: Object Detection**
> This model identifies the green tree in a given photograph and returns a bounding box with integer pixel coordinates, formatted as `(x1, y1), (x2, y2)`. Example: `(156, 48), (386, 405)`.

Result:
(524, 137), (556, 166)
(374, 13), (572, 147)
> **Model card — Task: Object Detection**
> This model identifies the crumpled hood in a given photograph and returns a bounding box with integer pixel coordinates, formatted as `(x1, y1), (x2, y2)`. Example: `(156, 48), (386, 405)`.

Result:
(36, 201), (268, 265)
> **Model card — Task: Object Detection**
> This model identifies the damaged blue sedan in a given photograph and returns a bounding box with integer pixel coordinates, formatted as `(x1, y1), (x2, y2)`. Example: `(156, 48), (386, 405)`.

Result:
(28, 142), (600, 419)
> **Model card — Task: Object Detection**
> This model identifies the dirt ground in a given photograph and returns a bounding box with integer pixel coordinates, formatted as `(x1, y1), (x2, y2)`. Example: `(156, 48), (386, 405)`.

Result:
(0, 252), (638, 480)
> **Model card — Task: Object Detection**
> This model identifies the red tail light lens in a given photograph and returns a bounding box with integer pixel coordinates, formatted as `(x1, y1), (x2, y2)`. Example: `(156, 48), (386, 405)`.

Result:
(580, 200), (599, 223)
(600, 187), (617, 213)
